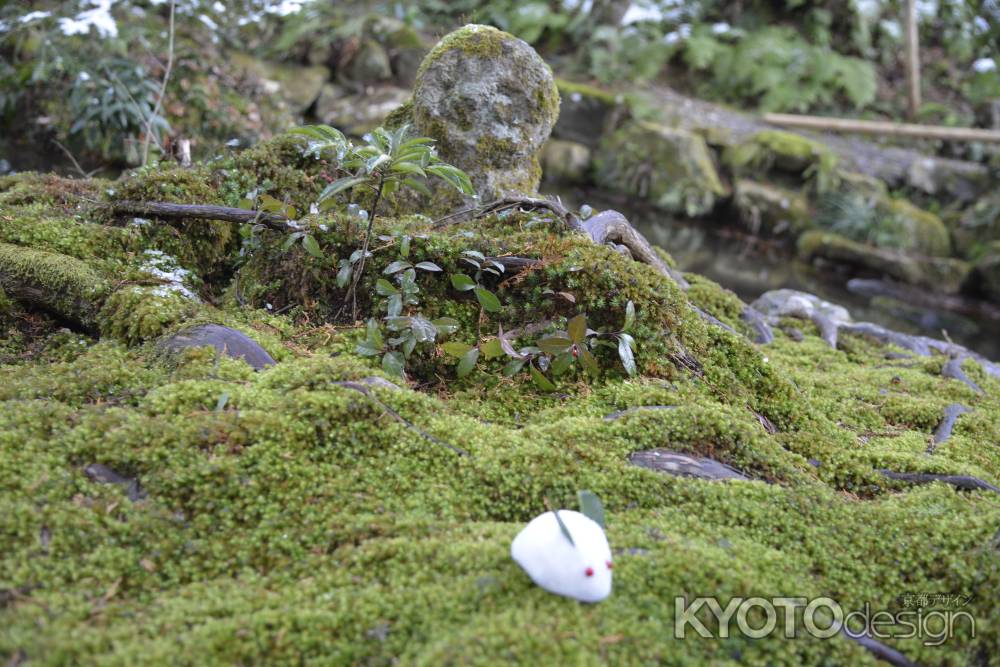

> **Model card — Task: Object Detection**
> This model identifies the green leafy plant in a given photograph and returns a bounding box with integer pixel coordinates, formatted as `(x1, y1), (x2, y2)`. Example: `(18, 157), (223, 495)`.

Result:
(449, 251), (504, 314)
(445, 302), (639, 389)
(815, 192), (910, 250)
(354, 228), (458, 377)
(291, 123), (474, 320)
(680, 25), (877, 113)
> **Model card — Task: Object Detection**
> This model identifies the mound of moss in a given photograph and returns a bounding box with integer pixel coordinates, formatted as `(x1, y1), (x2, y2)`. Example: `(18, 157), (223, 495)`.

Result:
(1, 140), (999, 665)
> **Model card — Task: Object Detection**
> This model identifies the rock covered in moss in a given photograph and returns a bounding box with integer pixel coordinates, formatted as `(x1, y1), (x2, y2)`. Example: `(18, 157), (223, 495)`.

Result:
(411, 25), (560, 201)
(511, 510), (612, 603)
(553, 79), (626, 147)
(230, 53), (329, 114)
(877, 196), (951, 257)
(343, 38), (393, 84)
(733, 179), (811, 236)
(540, 139), (591, 184)
(314, 84), (411, 135)
(157, 324), (276, 370)
(594, 120), (727, 217)
(0, 242), (109, 332)
(797, 230), (970, 294)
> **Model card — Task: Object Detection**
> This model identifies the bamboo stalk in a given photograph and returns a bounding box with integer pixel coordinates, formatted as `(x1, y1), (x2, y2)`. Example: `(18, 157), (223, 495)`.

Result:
(762, 113), (1000, 143)
(904, 0), (921, 119)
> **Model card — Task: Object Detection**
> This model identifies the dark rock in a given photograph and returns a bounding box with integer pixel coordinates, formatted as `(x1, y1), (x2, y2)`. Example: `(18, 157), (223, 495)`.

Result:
(84, 463), (146, 501)
(553, 80), (625, 147)
(629, 449), (750, 481)
(158, 324), (275, 370)
(879, 470), (999, 494)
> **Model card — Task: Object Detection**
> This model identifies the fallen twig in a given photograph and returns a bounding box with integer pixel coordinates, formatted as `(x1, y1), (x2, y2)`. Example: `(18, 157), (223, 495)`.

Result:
(111, 201), (289, 229)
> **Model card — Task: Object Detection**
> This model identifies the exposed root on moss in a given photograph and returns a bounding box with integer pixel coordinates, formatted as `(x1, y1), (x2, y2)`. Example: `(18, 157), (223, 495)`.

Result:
(879, 470), (999, 494)
(929, 403), (971, 452)
(841, 628), (918, 667)
(581, 210), (690, 289)
(439, 195), (584, 231)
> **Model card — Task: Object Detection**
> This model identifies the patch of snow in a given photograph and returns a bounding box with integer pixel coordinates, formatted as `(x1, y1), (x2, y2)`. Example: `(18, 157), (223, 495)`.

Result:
(198, 14), (218, 30)
(662, 23), (692, 44)
(973, 57), (996, 73)
(20, 11), (52, 24)
(141, 250), (199, 301)
(59, 0), (118, 39)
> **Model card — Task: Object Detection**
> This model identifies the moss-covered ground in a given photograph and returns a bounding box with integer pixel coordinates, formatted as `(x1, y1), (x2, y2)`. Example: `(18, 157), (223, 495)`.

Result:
(1, 142), (998, 665)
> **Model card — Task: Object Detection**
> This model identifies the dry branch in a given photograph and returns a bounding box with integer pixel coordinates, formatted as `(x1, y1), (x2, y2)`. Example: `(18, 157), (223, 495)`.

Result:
(112, 201), (290, 229)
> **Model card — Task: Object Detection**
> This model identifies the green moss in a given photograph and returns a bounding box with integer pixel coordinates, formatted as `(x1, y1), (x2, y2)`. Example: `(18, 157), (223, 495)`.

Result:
(879, 196), (951, 257)
(555, 78), (620, 106)
(97, 287), (200, 346)
(415, 25), (514, 81)
(797, 230), (970, 293)
(3, 132), (1000, 665)
(685, 274), (747, 330)
(726, 130), (840, 194)
(383, 99), (414, 130)
(0, 242), (110, 330)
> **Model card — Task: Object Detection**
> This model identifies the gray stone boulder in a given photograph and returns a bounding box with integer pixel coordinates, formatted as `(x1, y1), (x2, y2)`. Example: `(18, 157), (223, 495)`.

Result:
(593, 120), (727, 217)
(314, 84), (411, 136)
(157, 324), (276, 370)
(629, 449), (750, 482)
(733, 179), (810, 237)
(411, 25), (560, 202)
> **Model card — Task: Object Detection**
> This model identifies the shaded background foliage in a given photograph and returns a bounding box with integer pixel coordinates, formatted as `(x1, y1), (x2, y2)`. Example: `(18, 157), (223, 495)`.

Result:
(1, 0), (997, 173)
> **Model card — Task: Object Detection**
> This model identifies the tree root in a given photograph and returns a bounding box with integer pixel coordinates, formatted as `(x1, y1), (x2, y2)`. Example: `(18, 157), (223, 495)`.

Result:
(879, 470), (999, 493)
(439, 195), (584, 231)
(840, 628), (917, 667)
(580, 210), (690, 288)
(928, 403), (971, 452)
(941, 356), (982, 394)
(603, 405), (678, 421)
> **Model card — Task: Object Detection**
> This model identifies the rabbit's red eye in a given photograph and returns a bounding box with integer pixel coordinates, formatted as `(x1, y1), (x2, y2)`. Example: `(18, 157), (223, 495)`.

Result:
(584, 567), (594, 577)
(606, 560), (613, 570)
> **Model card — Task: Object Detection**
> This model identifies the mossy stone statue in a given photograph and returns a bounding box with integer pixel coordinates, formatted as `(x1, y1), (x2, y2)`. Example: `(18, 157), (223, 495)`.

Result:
(412, 25), (560, 202)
